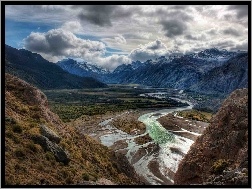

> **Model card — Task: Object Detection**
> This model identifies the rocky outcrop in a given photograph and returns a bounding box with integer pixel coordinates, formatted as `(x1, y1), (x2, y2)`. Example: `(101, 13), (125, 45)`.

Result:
(32, 135), (70, 165)
(40, 124), (61, 144)
(174, 88), (248, 185)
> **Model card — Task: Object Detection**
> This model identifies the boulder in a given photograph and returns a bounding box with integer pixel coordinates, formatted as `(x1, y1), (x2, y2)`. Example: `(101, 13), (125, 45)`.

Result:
(32, 135), (70, 165)
(40, 124), (61, 144)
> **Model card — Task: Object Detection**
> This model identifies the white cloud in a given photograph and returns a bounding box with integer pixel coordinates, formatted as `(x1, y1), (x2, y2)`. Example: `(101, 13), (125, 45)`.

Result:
(6, 5), (248, 70)
(61, 21), (82, 33)
(115, 34), (127, 44)
(24, 29), (105, 59)
(129, 39), (170, 61)
(95, 54), (131, 70)
(23, 28), (132, 71)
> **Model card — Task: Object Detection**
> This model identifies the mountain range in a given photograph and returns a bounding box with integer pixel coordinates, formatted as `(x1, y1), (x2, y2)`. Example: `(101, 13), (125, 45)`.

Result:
(5, 45), (107, 90)
(5, 45), (248, 96)
(56, 48), (248, 95)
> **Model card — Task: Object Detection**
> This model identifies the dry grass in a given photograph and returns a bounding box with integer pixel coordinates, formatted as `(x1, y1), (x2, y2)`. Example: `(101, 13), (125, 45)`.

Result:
(5, 74), (142, 185)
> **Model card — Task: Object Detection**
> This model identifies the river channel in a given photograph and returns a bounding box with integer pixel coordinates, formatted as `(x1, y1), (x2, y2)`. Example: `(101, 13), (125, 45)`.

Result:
(88, 94), (204, 185)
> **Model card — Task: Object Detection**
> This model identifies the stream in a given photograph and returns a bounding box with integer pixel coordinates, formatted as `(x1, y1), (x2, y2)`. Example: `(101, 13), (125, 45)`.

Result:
(88, 94), (203, 185)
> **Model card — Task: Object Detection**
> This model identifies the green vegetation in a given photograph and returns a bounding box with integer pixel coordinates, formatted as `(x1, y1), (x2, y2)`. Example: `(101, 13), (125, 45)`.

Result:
(43, 86), (188, 122)
(177, 109), (213, 122)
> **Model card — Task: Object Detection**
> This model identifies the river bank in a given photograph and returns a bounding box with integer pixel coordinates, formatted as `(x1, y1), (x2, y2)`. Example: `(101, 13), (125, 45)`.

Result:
(72, 98), (209, 185)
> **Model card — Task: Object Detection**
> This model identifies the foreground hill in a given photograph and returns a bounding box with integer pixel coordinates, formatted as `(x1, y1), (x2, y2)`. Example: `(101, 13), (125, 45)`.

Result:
(5, 73), (141, 185)
(174, 88), (248, 185)
(5, 45), (107, 89)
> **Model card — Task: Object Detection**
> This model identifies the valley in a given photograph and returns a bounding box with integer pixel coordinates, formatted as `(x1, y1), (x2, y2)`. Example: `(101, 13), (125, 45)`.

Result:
(4, 3), (249, 186)
(44, 85), (213, 184)
(5, 45), (248, 185)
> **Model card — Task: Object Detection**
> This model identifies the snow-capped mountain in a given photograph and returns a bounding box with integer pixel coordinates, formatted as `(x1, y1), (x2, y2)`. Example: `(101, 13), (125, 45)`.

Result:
(56, 59), (110, 82)
(55, 48), (247, 95)
(188, 48), (237, 61)
(106, 48), (247, 95)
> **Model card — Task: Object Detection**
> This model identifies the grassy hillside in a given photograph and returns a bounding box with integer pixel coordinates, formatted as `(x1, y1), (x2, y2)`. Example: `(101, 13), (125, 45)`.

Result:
(4, 73), (141, 185)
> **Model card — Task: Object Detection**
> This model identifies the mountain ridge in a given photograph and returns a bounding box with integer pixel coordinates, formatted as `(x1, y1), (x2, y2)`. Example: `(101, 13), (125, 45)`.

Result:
(174, 88), (248, 185)
(53, 47), (247, 96)
(5, 45), (107, 90)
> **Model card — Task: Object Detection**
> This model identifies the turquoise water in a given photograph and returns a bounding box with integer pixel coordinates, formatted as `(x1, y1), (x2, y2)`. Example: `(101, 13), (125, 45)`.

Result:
(139, 114), (175, 144)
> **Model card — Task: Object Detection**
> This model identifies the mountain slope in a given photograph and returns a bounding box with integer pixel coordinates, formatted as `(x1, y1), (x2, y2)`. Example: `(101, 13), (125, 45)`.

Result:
(57, 59), (109, 82)
(114, 50), (246, 95)
(174, 88), (248, 185)
(189, 53), (248, 94)
(5, 73), (141, 185)
(5, 45), (107, 89)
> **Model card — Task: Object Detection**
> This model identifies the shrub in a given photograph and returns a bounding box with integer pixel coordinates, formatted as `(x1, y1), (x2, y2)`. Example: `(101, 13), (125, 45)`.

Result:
(45, 152), (55, 162)
(12, 124), (22, 133)
(211, 159), (229, 174)
(27, 142), (39, 153)
(82, 173), (89, 181)
(15, 148), (25, 159)
(5, 116), (16, 124)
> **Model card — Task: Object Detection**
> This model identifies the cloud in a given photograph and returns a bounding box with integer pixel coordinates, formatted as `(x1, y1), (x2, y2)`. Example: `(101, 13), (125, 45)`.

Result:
(230, 40), (248, 51)
(61, 21), (82, 33)
(129, 40), (169, 61)
(96, 54), (131, 70)
(75, 5), (134, 27)
(24, 29), (105, 59)
(222, 27), (241, 36)
(160, 20), (187, 38)
(185, 34), (206, 41)
(228, 5), (248, 19)
(23, 28), (106, 62)
(206, 28), (218, 35)
(23, 28), (132, 70)
(6, 5), (248, 68)
(115, 34), (127, 44)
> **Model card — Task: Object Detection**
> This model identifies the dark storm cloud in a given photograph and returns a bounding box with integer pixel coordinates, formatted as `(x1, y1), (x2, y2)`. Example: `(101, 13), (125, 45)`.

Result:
(75, 5), (135, 27)
(228, 5), (248, 19)
(160, 20), (187, 38)
(222, 28), (241, 36)
(157, 7), (192, 39)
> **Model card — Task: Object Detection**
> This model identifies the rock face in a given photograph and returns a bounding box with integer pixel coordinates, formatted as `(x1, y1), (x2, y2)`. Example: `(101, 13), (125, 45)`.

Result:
(174, 88), (248, 185)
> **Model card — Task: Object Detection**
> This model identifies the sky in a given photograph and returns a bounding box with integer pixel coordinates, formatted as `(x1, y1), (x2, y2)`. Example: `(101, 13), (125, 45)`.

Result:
(5, 5), (248, 70)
